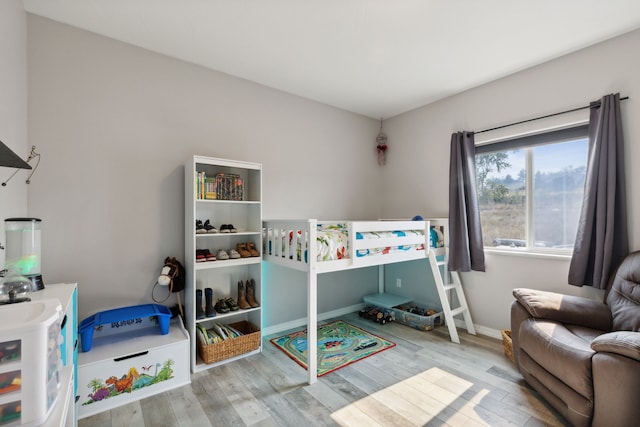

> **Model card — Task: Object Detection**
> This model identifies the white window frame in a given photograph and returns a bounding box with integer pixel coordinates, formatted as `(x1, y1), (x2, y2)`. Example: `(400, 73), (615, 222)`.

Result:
(475, 124), (589, 257)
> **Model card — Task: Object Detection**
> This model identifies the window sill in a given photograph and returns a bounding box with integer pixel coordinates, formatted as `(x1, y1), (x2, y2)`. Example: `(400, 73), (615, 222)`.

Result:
(484, 247), (572, 261)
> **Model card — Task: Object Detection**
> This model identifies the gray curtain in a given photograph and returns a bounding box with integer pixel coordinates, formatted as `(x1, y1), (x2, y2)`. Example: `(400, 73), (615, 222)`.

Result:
(568, 93), (628, 288)
(448, 131), (485, 272)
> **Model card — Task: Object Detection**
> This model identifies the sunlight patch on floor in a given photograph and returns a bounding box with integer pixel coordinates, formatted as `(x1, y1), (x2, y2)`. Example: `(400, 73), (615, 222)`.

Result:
(330, 367), (490, 426)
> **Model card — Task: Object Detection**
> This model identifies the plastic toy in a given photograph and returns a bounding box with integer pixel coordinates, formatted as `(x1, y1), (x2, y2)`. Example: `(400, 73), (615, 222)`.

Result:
(359, 305), (395, 325)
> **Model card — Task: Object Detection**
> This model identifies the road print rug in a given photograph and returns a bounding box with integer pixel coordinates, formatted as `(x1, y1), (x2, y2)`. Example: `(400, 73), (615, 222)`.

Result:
(270, 320), (396, 377)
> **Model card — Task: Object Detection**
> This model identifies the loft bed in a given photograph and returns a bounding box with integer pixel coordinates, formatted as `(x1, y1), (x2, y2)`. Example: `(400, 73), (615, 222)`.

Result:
(263, 219), (438, 384)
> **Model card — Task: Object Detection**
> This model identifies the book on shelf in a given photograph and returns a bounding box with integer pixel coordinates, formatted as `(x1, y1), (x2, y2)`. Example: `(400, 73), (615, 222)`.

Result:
(195, 171), (204, 199)
(195, 171), (218, 200)
(204, 178), (217, 199)
(195, 170), (245, 200)
(214, 173), (244, 201)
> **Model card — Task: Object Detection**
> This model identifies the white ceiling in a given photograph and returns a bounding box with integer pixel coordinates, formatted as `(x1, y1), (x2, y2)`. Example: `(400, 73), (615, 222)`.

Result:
(21, 0), (640, 119)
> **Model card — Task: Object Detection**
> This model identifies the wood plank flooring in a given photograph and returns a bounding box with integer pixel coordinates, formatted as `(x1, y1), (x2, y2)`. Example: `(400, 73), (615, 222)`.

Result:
(78, 312), (569, 426)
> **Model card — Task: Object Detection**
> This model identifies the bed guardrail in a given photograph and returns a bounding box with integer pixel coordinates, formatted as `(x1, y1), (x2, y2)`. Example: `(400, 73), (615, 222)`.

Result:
(262, 219), (430, 273)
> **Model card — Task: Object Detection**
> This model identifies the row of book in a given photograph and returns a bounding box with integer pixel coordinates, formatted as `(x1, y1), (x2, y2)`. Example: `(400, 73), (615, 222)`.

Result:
(196, 322), (244, 345)
(195, 171), (216, 200)
(195, 171), (245, 201)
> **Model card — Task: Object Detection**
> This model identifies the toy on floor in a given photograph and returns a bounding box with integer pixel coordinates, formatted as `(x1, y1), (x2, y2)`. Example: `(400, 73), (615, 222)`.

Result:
(392, 304), (442, 331)
(358, 305), (395, 325)
(395, 304), (438, 317)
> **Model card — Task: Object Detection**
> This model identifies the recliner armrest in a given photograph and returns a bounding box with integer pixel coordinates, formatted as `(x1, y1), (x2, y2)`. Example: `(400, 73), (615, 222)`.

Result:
(592, 331), (640, 361)
(513, 288), (612, 331)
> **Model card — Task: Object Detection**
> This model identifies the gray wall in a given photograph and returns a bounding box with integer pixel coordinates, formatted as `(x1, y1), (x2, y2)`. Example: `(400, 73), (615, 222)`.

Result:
(12, 6), (640, 335)
(0, 1), (29, 267)
(381, 28), (640, 334)
(26, 15), (382, 322)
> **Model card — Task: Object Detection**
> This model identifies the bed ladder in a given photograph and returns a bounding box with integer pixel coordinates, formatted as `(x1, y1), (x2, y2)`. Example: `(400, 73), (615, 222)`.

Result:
(428, 248), (476, 343)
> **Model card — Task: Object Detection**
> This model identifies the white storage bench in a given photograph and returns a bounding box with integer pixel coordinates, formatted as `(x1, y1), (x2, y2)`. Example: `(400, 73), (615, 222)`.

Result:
(76, 315), (190, 419)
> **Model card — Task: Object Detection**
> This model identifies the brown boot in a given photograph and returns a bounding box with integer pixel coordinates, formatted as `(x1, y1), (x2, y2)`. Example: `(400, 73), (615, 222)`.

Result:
(237, 281), (251, 309)
(247, 279), (260, 308)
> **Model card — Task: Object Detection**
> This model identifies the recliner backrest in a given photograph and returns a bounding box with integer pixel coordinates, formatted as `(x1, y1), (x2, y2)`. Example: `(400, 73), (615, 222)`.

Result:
(606, 250), (640, 331)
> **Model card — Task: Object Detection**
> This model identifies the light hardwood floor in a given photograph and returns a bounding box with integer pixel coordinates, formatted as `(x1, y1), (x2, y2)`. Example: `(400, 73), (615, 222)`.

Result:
(78, 312), (568, 427)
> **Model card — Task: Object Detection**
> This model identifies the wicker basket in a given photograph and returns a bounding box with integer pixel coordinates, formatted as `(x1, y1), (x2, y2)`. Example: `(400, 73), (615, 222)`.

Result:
(198, 321), (261, 364)
(501, 329), (514, 363)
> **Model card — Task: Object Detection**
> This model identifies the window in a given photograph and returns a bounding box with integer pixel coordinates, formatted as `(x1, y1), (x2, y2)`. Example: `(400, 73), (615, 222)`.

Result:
(475, 125), (588, 252)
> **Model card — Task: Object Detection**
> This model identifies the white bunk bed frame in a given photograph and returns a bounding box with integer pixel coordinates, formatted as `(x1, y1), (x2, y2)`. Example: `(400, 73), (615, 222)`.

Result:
(262, 218), (474, 384)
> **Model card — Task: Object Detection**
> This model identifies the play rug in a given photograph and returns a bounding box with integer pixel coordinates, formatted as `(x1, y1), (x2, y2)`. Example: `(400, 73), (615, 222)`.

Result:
(270, 320), (396, 377)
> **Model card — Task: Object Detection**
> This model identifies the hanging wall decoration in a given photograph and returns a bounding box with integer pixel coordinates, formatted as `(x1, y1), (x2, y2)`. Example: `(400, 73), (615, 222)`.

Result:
(376, 118), (388, 166)
(1, 145), (41, 187)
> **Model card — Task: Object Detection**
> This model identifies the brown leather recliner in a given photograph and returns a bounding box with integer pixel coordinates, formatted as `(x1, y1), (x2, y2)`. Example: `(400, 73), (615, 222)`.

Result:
(511, 251), (640, 427)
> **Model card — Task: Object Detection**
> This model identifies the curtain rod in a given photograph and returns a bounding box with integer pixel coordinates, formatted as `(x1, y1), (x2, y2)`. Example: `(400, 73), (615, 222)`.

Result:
(475, 96), (629, 135)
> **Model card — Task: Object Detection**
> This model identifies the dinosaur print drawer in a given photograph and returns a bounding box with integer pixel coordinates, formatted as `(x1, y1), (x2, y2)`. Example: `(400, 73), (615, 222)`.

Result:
(76, 318), (189, 419)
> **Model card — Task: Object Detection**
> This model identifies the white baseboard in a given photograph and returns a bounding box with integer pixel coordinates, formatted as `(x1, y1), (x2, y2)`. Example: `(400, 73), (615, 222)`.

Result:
(454, 319), (502, 340)
(263, 305), (503, 341)
(262, 303), (365, 336)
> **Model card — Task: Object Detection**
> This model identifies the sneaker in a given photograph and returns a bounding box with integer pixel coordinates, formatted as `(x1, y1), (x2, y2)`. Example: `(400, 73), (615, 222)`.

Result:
(216, 249), (230, 260)
(225, 297), (240, 311)
(195, 220), (206, 234)
(214, 298), (230, 313)
(229, 249), (241, 259)
(219, 224), (237, 233)
(195, 249), (206, 262)
(204, 219), (218, 233)
(202, 249), (216, 262)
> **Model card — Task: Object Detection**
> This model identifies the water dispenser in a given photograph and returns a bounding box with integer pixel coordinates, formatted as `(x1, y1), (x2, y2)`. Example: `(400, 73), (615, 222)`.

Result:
(4, 218), (44, 291)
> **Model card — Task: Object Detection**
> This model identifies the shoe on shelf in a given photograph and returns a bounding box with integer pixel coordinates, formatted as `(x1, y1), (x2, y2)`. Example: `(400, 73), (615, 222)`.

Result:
(203, 219), (218, 233)
(214, 298), (230, 313)
(237, 281), (251, 309)
(202, 249), (216, 262)
(196, 220), (206, 234)
(246, 242), (260, 257)
(195, 249), (206, 262)
(216, 249), (230, 260)
(204, 288), (216, 318)
(195, 289), (206, 319)
(229, 249), (241, 259)
(227, 224), (237, 233)
(246, 278), (260, 308)
(225, 297), (240, 311)
(220, 224), (230, 233)
(236, 243), (251, 258)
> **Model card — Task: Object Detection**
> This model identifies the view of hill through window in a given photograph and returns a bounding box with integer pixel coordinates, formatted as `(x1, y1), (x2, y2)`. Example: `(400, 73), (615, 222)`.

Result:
(476, 138), (588, 250)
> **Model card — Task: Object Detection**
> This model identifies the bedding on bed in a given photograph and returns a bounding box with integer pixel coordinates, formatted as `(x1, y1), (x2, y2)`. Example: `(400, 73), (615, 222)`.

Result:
(273, 224), (424, 263)
(355, 229), (424, 257)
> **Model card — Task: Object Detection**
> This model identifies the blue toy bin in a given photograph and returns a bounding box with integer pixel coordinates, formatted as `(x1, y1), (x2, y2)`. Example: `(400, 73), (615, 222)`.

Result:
(79, 303), (172, 352)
